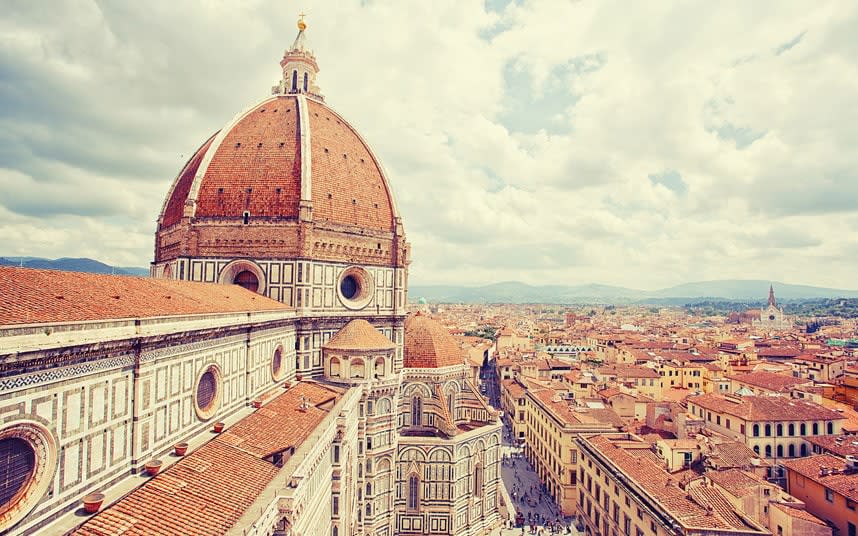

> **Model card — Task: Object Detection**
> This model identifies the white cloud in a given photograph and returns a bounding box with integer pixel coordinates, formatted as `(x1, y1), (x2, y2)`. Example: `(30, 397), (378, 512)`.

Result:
(1, 0), (857, 290)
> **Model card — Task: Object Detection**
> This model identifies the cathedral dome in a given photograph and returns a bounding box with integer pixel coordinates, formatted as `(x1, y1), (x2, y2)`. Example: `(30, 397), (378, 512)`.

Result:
(404, 313), (465, 369)
(154, 20), (407, 270)
(158, 95), (398, 233)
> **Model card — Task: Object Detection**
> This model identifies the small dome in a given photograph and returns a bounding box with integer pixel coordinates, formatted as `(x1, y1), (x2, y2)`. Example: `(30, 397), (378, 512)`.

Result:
(404, 313), (464, 368)
(323, 319), (395, 351)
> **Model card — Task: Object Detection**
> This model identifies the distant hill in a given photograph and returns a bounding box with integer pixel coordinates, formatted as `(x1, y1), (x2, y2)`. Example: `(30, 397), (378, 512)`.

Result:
(0, 257), (148, 276)
(410, 280), (858, 304)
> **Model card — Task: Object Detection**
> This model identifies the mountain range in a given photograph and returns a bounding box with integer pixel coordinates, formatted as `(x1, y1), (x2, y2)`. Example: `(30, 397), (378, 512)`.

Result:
(3, 257), (856, 304)
(410, 280), (858, 304)
(0, 256), (149, 276)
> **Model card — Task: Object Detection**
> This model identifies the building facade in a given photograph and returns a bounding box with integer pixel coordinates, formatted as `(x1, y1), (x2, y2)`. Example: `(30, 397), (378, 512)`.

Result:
(0, 18), (502, 536)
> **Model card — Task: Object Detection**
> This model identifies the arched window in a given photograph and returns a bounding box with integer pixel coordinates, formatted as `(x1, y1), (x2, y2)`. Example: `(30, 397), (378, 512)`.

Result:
(788, 444), (795, 457)
(800, 443), (808, 456)
(366, 482), (372, 496)
(776, 445), (783, 458)
(411, 397), (422, 426)
(776, 424), (783, 436)
(752, 424), (760, 437)
(812, 422), (819, 435)
(365, 503), (371, 518)
(303, 72), (309, 92)
(291, 70), (298, 91)
(407, 474), (419, 510)
(447, 392), (454, 415)
(352, 359), (365, 379)
(330, 357), (340, 377)
(753, 445), (760, 455)
(473, 463), (483, 497)
(374, 357), (385, 379)
(788, 423), (795, 436)
(827, 422), (834, 434)
(333, 527), (338, 536)
(764, 445), (772, 458)
(764, 424), (771, 437)
(800, 423), (806, 436)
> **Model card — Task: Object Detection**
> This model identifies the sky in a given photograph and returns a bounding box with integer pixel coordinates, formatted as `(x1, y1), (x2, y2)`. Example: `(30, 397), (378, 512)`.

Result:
(1, 0), (857, 290)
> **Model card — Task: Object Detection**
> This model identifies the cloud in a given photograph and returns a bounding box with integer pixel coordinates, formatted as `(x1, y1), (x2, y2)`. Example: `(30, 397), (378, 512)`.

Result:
(1, 0), (857, 290)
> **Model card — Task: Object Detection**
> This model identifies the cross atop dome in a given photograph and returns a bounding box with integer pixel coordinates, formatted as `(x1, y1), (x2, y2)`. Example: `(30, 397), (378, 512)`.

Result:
(271, 13), (324, 100)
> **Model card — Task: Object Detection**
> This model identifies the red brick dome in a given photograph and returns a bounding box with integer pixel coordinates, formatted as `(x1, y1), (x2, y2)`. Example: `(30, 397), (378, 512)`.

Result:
(159, 95), (398, 231)
(404, 313), (465, 369)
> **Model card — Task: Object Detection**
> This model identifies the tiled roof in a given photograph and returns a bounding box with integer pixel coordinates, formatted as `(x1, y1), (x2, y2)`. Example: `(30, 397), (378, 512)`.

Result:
(307, 99), (395, 231)
(193, 96), (303, 222)
(727, 371), (810, 392)
(770, 502), (828, 526)
(783, 454), (858, 502)
(706, 438), (769, 469)
(707, 468), (768, 497)
(585, 436), (762, 532)
(161, 133), (218, 228)
(805, 435), (858, 457)
(596, 364), (661, 378)
(74, 382), (342, 536)
(403, 313), (465, 368)
(322, 319), (395, 351)
(160, 95), (396, 232)
(0, 267), (290, 326)
(688, 393), (844, 422)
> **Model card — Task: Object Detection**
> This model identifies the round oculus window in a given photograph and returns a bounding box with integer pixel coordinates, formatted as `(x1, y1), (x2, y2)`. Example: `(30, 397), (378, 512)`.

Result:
(234, 270), (259, 293)
(769, 315), (776, 321)
(272, 346), (284, 380)
(336, 267), (375, 310)
(340, 275), (359, 300)
(0, 422), (57, 533)
(0, 438), (35, 512)
(194, 365), (222, 420)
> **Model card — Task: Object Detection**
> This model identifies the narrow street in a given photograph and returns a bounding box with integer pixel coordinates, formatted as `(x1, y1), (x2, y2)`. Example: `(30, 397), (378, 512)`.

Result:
(481, 363), (579, 536)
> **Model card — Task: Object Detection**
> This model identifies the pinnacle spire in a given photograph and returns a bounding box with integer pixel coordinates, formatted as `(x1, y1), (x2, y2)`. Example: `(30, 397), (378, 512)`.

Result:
(768, 284), (777, 308)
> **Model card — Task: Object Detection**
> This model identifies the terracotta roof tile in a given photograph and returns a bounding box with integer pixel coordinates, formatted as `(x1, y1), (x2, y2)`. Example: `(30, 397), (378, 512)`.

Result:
(74, 382), (341, 536)
(403, 313), (465, 368)
(585, 436), (761, 532)
(726, 371), (810, 393)
(783, 454), (858, 502)
(322, 319), (395, 351)
(0, 267), (290, 326)
(688, 393), (844, 422)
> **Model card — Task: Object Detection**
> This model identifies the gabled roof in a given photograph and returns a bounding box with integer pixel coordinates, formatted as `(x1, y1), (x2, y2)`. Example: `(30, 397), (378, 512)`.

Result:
(322, 319), (395, 351)
(0, 267), (290, 326)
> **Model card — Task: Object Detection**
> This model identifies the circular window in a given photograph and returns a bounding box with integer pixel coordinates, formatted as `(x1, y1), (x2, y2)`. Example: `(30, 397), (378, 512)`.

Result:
(272, 346), (285, 380)
(234, 270), (259, 292)
(341, 275), (358, 300)
(0, 422), (57, 533)
(0, 438), (35, 511)
(194, 364), (223, 420)
(218, 260), (266, 295)
(769, 315), (776, 321)
(336, 267), (375, 310)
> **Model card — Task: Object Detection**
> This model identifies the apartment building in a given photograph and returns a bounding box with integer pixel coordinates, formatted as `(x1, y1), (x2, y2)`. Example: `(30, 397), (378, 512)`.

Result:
(687, 393), (845, 461)
(522, 387), (622, 515)
(575, 433), (769, 536)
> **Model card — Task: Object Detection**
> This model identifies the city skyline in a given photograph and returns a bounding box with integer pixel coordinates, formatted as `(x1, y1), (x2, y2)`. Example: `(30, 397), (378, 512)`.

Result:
(1, 1), (857, 289)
